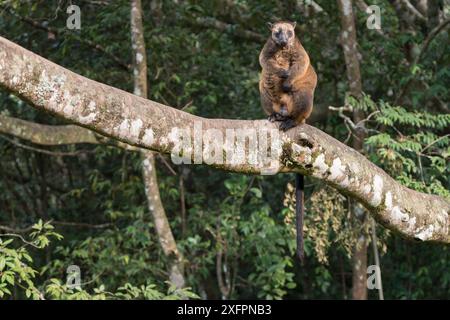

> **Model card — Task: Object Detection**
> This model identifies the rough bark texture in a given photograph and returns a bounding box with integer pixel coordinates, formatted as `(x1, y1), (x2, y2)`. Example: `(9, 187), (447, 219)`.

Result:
(352, 233), (368, 299)
(131, 0), (147, 98)
(141, 152), (186, 287)
(0, 35), (449, 244)
(337, 0), (368, 300)
(131, 0), (185, 288)
(337, 0), (363, 98)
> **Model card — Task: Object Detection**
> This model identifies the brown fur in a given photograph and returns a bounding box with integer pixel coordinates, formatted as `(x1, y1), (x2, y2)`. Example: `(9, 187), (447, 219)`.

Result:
(259, 21), (317, 131)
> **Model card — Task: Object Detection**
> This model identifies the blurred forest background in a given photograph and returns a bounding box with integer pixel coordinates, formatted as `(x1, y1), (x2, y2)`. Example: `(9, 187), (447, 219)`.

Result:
(0, 0), (449, 299)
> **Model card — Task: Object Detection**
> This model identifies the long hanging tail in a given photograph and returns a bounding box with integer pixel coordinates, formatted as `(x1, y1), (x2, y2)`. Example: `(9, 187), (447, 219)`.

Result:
(295, 173), (304, 263)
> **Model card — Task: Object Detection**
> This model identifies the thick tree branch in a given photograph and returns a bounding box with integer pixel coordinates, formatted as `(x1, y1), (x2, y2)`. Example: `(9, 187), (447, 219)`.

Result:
(0, 36), (449, 243)
(0, 114), (98, 145)
(0, 114), (139, 151)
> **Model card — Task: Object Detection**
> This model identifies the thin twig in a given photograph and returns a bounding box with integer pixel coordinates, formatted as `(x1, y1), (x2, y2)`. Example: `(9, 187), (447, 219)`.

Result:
(0, 134), (93, 156)
(52, 221), (113, 229)
(157, 154), (177, 176)
(421, 134), (450, 153)
(371, 218), (384, 300)
(0, 221), (113, 233)
(0, 233), (40, 248)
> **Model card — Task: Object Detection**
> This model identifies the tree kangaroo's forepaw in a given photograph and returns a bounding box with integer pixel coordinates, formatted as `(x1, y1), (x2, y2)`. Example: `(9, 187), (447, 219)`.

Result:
(278, 70), (290, 79)
(282, 82), (292, 92)
(279, 118), (297, 131)
(268, 113), (285, 122)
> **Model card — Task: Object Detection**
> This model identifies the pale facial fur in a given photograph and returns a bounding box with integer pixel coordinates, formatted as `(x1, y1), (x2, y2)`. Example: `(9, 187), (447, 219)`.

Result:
(270, 21), (297, 48)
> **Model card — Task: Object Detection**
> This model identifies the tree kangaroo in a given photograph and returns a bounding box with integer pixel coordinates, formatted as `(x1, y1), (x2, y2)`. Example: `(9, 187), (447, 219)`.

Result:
(259, 21), (317, 131)
(259, 21), (317, 262)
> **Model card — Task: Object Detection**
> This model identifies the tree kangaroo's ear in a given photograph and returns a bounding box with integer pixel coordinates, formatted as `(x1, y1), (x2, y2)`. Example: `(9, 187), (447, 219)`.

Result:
(267, 22), (273, 30)
(291, 21), (297, 29)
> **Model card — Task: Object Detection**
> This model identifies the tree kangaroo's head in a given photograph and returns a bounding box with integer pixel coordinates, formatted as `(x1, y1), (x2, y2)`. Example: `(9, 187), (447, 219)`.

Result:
(268, 21), (297, 48)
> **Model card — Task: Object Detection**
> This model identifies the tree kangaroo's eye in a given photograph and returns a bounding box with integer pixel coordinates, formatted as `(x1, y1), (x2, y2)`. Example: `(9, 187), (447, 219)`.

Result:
(287, 31), (293, 38)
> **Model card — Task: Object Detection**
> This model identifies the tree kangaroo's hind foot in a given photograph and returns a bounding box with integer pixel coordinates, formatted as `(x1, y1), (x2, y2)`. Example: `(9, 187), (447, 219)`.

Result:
(279, 118), (297, 131)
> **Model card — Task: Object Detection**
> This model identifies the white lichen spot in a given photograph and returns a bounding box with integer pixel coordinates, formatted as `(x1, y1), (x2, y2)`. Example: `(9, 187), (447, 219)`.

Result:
(142, 158), (152, 171)
(298, 133), (309, 140)
(342, 0), (352, 16)
(329, 158), (346, 181)
(390, 206), (410, 224)
(136, 53), (143, 64)
(35, 70), (50, 104)
(142, 128), (154, 146)
(130, 119), (143, 138)
(385, 191), (393, 209)
(63, 102), (74, 117)
(87, 101), (96, 111)
(168, 128), (181, 144)
(407, 217), (417, 232)
(313, 154), (328, 176)
(12, 75), (19, 85)
(349, 161), (360, 174)
(117, 119), (130, 138)
(61, 92), (80, 117)
(385, 191), (417, 232)
(415, 225), (434, 241)
(36, 71), (67, 110)
(339, 176), (350, 187)
(369, 175), (383, 207)
(79, 112), (97, 124)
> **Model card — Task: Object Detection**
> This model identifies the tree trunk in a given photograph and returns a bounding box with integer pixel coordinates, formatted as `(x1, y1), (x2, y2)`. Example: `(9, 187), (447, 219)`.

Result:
(427, 0), (443, 30)
(130, 0), (185, 288)
(337, 0), (368, 300)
